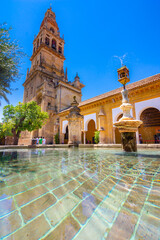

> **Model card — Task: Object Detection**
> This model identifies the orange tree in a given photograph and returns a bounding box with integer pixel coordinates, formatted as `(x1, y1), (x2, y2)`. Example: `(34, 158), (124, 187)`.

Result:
(2, 101), (49, 145)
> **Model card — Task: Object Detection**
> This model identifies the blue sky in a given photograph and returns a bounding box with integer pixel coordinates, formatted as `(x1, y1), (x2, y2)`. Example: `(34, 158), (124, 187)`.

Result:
(0, 0), (160, 118)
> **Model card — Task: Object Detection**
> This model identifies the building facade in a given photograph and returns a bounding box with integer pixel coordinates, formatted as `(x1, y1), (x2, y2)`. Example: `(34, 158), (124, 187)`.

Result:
(20, 7), (160, 145)
(59, 74), (160, 145)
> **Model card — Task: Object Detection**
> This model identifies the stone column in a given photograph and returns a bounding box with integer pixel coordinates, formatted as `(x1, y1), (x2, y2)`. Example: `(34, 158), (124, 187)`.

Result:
(136, 131), (140, 144)
(61, 133), (65, 144)
(121, 132), (137, 152)
(113, 127), (116, 144)
(83, 131), (86, 144)
(99, 129), (106, 144)
(98, 108), (106, 144)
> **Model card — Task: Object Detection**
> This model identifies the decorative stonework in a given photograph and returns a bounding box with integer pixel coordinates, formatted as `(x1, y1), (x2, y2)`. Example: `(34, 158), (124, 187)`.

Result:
(67, 97), (83, 145)
(114, 67), (143, 152)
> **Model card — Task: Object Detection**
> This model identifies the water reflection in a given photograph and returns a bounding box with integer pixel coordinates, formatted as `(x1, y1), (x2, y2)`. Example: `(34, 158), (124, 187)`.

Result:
(115, 152), (160, 159)
(0, 148), (159, 239)
(82, 194), (97, 218)
(61, 157), (68, 174)
(0, 197), (14, 217)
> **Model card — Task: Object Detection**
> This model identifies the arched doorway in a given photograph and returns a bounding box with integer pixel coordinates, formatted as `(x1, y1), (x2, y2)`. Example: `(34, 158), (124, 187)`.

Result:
(86, 120), (96, 144)
(64, 125), (68, 144)
(139, 107), (160, 143)
(115, 114), (123, 143)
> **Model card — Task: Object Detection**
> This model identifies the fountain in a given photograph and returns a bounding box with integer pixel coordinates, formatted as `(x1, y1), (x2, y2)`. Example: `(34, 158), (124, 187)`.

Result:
(114, 66), (143, 152)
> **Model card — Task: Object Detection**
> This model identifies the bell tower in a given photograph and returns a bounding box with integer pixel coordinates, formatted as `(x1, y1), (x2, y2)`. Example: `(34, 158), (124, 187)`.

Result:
(21, 6), (85, 145)
(30, 6), (65, 77)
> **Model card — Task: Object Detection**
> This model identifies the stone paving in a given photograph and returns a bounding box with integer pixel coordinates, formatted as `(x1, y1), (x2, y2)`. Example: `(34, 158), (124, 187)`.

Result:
(0, 148), (160, 240)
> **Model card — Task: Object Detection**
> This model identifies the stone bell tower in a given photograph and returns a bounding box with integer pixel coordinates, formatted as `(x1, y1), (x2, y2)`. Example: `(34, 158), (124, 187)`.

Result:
(30, 6), (65, 78)
(20, 7), (85, 145)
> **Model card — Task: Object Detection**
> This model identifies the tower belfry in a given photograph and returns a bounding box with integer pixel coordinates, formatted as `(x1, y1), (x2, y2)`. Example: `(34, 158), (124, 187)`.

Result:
(30, 7), (65, 77)
(21, 7), (85, 144)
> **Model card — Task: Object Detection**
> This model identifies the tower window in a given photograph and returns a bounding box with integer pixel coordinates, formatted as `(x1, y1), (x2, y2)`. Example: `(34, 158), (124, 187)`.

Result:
(45, 37), (50, 46)
(52, 39), (56, 50)
(50, 27), (55, 33)
(40, 38), (42, 44)
(58, 46), (62, 54)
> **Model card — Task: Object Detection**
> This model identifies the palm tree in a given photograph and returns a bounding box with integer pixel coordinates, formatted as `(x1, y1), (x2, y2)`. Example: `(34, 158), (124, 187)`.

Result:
(0, 86), (10, 105)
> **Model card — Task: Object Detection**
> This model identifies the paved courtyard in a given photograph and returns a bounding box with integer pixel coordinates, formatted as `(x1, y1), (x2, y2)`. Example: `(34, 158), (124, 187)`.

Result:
(0, 148), (160, 240)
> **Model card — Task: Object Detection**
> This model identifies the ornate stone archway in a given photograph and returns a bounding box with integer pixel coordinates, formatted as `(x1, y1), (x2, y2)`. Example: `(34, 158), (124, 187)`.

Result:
(139, 107), (160, 143)
(86, 119), (96, 144)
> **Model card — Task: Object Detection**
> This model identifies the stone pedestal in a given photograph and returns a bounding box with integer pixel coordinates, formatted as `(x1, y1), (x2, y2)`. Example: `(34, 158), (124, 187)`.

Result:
(121, 132), (137, 152)
(68, 119), (82, 145)
(67, 96), (83, 145)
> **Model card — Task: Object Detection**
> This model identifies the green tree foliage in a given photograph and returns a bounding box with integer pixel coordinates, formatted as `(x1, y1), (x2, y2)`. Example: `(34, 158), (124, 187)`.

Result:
(94, 131), (100, 144)
(0, 24), (25, 104)
(0, 123), (6, 145)
(0, 122), (12, 145)
(3, 101), (49, 145)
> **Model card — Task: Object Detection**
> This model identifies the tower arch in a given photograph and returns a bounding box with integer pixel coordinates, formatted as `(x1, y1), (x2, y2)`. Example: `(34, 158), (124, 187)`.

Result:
(52, 39), (56, 50)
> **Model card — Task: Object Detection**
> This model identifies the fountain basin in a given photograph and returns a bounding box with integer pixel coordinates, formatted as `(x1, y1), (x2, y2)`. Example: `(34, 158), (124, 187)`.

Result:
(114, 119), (143, 132)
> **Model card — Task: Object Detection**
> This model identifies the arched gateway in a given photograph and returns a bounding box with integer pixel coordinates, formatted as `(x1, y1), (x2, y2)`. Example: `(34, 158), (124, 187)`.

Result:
(86, 119), (96, 144)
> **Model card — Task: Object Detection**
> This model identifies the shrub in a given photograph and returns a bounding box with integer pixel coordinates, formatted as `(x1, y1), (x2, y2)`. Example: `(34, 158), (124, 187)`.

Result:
(94, 131), (100, 144)
(54, 133), (59, 144)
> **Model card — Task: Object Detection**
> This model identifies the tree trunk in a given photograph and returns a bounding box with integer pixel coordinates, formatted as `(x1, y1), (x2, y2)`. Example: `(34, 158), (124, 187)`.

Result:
(13, 135), (19, 145)
(12, 131), (21, 145)
(0, 137), (5, 145)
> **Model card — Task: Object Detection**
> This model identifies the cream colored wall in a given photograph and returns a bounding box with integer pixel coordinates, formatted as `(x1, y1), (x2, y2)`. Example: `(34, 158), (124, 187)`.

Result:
(78, 82), (160, 144)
